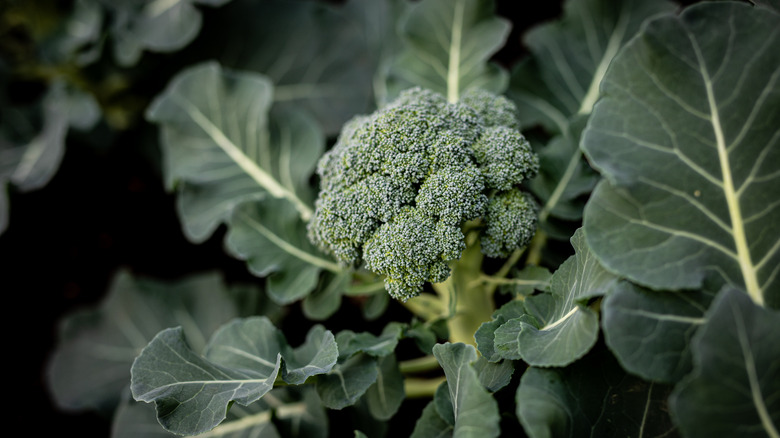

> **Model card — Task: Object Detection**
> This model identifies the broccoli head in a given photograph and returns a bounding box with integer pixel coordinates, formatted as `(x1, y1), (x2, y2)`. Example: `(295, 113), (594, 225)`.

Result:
(308, 87), (539, 301)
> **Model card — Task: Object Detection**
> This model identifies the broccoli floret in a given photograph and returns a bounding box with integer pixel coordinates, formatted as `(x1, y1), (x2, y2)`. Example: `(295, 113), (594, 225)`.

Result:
(481, 190), (539, 259)
(308, 87), (539, 301)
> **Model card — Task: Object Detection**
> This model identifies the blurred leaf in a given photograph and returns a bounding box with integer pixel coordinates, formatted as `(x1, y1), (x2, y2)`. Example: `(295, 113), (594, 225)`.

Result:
(336, 322), (405, 359)
(496, 265), (553, 297)
(507, 0), (676, 134)
(104, 0), (233, 66)
(516, 346), (678, 438)
(387, 0), (510, 102)
(670, 288), (780, 438)
(602, 281), (715, 383)
(582, 2), (780, 308)
(302, 270), (352, 321)
(432, 342), (501, 438)
(493, 228), (617, 366)
(365, 354), (405, 420)
(47, 269), (259, 414)
(131, 317), (337, 435)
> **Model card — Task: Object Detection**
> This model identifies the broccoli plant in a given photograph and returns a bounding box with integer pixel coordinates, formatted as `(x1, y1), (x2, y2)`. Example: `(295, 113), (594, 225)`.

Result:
(6, 0), (776, 437)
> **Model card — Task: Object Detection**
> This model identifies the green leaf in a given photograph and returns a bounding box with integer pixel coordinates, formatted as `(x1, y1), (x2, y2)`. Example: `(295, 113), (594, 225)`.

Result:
(473, 357), (514, 393)
(602, 281), (715, 383)
(316, 353), (379, 410)
(335, 323), (405, 359)
(365, 354), (405, 420)
(279, 325), (339, 385)
(210, 0), (395, 135)
(493, 228), (617, 366)
(432, 343), (501, 438)
(388, 0), (511, 103)
(516, 346), (677, 438)
(302, 271), (352, 321)
(226, 199), (339, 304)
(410, 396), (454, 438)
(131, 317), (337, 435)
(474, 300), (525, 362)
(105, 0), (233, 66)
(669, 287), (780, 438)
(47, 269), (258, 413)
(582, 2), (780, 308)
(147, 61), (324, 242)
(508, 0), (677, 134)
(131, 326), (280, 436)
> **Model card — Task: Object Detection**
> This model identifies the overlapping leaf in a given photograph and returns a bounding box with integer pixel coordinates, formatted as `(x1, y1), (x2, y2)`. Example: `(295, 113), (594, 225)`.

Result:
(492, 228), (617, 367)
(669, 288), (780, 438)
(582, 2), (780, 307)
(387, 0), (511, 103)
(516, 345), (678, 438)
(602, 280), (715, 383)
(131, 317), (338, 435)
(47, 269), (264, 413)
(508, 0), (676, 134)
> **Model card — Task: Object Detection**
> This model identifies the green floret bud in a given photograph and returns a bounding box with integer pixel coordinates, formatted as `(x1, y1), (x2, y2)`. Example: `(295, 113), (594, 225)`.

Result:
(363, 208), (465, 301)
(460, 88), (520, 130)
(472, 126), (539, 191)
(307, 86), (541, 301)
(480, 190), (539, 259)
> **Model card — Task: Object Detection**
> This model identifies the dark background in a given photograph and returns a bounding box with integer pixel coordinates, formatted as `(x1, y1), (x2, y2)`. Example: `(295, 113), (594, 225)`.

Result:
(0, 0), (576, 436)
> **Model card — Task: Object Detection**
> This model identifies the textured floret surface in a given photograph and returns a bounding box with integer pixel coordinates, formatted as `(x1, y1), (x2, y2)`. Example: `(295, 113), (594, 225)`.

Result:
(308, 87), (540, 301)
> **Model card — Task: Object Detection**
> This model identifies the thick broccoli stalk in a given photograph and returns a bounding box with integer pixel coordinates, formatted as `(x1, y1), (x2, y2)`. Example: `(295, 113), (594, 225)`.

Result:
(308, 87), (539, 301)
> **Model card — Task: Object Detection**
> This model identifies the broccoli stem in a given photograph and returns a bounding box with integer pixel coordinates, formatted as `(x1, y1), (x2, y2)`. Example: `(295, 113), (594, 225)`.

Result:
(435, 235), (495, 346)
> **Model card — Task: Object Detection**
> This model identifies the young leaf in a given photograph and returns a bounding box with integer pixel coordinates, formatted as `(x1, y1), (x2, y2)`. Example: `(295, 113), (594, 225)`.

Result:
(669, 288), (780, 438)
(47, 270), (259, 413)
(131, 317), (338, 435)
(475, 300), (525, 362)
(432, 342), (501, 438)
(493, 228), (617, 367)
(507, 0), (677, 134)
(602, 281), (715, 383)
(516, 345), (677, 438)
(387, 0), (511, 102)
(582, 2), (780, 307)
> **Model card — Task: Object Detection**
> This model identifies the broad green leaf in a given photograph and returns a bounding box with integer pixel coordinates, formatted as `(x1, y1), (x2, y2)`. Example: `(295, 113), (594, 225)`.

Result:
(365, 354), (405, 420)
(582, 2), (780, 308)
(670, 287), (780, 438)
(387, 0), (511, 103)
(507, 0), (677, 134)
(47, 269), (258, 413)
(104, 0), (233, 66)
(493, 228), (617, 366)
(209, 0), (396, 134)
(316, 353), (379, 410)
(432, 343), (501, 438)
(147, 61), (323, 242)
(131, 326), (281, 436)
(516, 346), (677, 438)
(602, 280), (715, 383)
(131, 317), (337, 435)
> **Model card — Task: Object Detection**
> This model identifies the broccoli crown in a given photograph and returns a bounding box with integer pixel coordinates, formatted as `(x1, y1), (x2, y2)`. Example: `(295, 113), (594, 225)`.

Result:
(308, 87), (539, 301)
